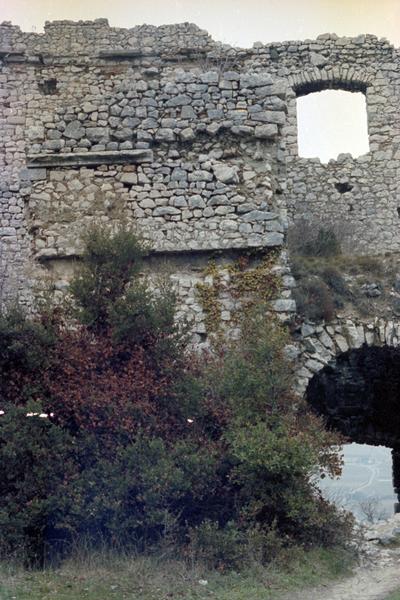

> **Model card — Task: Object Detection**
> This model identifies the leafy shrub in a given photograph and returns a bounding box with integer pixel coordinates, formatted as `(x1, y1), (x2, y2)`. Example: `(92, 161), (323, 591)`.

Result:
(61, 436), (222, 550)
(41, 329), (179, 437)
(0, 404), (77, 565)
(302, 228), (341, 258)
(288, 220), (341, 259)
(293, 278), (335, 322)
(109, 278), (187, 364)
(187, 520), (244, 569)
(295, 493), (355, 548)
(0, 228), (353, 566)
(0, 308), (55, 405)
(244, 522), (286, 564)
(63, 226), (206, 437)
(69, 225), (148, 330)
(214, 309), (344, 543)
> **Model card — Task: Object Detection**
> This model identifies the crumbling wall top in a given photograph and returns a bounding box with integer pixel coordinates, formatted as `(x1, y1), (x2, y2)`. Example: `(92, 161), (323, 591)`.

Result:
(0, 19), (215, 60)
(0, 19), (398, 64)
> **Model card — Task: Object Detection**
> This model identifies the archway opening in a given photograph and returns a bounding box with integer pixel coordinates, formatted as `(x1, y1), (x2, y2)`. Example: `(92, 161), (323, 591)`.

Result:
(306, 345), (400, 518)
(296, 90), (369, 163)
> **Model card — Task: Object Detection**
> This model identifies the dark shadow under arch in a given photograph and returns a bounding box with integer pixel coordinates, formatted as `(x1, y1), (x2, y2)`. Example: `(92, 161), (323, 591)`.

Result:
(306, 344), (400, 508)
(295, 78), (368, 97)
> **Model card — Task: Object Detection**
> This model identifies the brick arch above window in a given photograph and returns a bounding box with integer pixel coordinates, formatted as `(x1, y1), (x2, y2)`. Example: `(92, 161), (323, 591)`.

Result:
(288, 67), (374, 98)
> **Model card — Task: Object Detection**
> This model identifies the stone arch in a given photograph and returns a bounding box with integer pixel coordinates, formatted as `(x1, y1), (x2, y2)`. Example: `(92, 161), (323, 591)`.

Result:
(295, 318), (400, 395)
(301, 319), (400, 508)
(289, 67), (373, 97)
(305, 344), (400, 448)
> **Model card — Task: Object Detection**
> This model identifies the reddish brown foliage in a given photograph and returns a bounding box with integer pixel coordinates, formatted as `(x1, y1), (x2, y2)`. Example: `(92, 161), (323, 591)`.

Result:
(39, 327), (186, 439)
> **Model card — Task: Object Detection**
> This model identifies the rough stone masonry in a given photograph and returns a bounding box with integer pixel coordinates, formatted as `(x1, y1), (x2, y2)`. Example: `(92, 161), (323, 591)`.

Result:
(0, 18), (399, 365)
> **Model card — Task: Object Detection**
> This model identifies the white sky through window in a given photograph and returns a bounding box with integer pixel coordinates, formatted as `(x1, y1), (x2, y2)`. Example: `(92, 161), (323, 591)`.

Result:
(297, 90), (370, 163)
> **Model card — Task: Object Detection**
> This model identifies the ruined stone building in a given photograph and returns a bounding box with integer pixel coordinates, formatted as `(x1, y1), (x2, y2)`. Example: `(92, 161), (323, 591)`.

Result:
(1, 19), (400, 475)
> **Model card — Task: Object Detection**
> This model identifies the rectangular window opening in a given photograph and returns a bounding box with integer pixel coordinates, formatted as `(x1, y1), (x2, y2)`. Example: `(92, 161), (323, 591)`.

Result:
(296, 90), (370, 163)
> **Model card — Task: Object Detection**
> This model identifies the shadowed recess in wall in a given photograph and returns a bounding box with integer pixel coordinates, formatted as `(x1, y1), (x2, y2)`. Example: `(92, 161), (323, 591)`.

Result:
(306, 345), (400, 446)
(306, 345), (400, 507)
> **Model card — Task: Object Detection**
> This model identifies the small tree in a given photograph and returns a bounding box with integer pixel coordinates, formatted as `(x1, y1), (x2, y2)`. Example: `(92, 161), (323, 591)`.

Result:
(43, 226), (188, 436)
(69, 225), (148, 331)
(359, 497), (387, 523)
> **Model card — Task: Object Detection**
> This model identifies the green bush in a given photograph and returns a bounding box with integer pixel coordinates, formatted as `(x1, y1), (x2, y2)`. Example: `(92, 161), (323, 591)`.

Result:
(0, 307), (54, 371)
(0, 308), (55, 405)
(56, 436), (221, 550)
(69, 225), (147, 330)
(0, 414), (221, 564)
(187, 520), (245, 568)
(214, 308), (345, 543)
(69, 225), (187, 366)
(109, 278), (187, 364)
(0, 404), (77, 565)
(0, 229), (353, 567)
(293, 277), (335, 322)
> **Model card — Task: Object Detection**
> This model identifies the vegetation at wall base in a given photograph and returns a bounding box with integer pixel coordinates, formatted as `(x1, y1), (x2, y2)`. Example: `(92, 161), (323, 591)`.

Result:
(0, 546), (354, 600)
(0, 225), (353, 569)
(384, 589), (400, 600)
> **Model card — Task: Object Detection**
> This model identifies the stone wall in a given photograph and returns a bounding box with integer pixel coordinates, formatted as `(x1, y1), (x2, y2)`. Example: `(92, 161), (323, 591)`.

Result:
(27, 142), (281, 259)
(281, 36), (400, 253)
(0, 19), (399, 343)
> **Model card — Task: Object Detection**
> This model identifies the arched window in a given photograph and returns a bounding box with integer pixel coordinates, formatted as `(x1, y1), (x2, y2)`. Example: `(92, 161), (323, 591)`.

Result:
(296, 89), (369, 163)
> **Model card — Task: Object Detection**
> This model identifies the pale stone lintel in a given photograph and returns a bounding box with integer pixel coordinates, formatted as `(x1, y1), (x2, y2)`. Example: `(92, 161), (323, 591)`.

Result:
(27, 149), (154, 168)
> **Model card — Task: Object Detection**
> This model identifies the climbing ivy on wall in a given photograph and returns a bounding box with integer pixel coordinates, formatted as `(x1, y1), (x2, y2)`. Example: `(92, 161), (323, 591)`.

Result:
(196, 251), (281, 337)
(195, 261), (224, 334)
